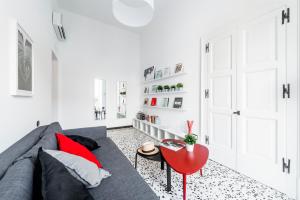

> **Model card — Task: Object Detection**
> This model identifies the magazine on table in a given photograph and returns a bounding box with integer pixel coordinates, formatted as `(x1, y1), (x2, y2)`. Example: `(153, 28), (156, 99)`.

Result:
(161, 140), (185, 151)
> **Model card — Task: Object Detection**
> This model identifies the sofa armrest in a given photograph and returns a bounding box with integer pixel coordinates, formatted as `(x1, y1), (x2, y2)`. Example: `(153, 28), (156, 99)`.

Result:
(62, 126), (107, 140)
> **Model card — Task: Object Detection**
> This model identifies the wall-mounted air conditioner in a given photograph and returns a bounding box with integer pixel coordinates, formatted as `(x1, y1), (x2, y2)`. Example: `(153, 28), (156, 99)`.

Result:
(52, 12), (66, 41)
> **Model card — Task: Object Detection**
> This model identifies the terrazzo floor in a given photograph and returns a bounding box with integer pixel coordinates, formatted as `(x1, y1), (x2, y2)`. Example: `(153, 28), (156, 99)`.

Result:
(108, 128), (293, 200)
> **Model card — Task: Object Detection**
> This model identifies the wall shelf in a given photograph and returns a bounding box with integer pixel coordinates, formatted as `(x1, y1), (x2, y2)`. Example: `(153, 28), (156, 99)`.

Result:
(132, 118), (186, 141)
(143, 105), (185, 111)
(143, 72), (186, 84)
(144, 90), (186, 96)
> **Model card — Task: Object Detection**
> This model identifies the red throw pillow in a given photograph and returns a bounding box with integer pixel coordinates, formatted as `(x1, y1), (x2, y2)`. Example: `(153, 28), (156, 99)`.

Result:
(56, 133), (102, 168)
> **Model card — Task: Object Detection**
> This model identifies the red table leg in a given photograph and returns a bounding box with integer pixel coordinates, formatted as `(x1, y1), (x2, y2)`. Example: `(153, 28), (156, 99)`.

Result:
(183, 174), (186, 200)
(200, 168), (203, 176)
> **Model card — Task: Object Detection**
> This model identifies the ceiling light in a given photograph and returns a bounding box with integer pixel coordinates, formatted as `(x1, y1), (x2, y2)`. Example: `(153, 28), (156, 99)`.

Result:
(112, 0), (154, 27)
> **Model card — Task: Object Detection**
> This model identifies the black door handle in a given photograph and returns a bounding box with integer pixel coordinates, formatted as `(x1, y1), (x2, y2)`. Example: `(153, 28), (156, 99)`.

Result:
(233, 111), (240, 115)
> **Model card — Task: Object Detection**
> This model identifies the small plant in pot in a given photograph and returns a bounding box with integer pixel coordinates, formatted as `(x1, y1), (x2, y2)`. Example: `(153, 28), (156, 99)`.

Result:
(170, 85), (176, 91)
(163, 85), (170, 92)
(157, 85), (163, 92)
(176, 83), (184, 91)
(184, 134), (198, 152)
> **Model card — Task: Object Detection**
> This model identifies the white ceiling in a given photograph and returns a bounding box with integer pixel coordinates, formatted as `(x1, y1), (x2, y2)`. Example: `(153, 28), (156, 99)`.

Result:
(57, 0), (167, 32)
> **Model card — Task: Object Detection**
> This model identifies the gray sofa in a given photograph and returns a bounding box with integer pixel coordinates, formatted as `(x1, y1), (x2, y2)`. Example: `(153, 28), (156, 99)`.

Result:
(0, 122), (159, 200)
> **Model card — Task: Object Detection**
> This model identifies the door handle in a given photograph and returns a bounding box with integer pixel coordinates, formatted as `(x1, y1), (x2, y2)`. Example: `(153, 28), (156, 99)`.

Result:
(233, 111), (240, 115)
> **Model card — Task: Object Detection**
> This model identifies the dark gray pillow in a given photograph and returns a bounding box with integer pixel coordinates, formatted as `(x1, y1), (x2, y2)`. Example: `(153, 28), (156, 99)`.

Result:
(66, 135), (100, 151)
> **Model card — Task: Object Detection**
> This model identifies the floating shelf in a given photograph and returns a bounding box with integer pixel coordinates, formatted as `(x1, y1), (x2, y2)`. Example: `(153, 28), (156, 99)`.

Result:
(144, 90), (186, 96)
(143, 105), (185, 111)
(132, 118), (186, 141)
(143, 72), (186, 84)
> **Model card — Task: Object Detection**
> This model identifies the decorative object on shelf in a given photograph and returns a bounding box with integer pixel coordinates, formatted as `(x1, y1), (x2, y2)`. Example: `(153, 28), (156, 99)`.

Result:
(163, 67), (170, 77)
(151, 85), (157, 93)
(144, 86), (149, 94)
(11, 21), (34, 96)
(175, 63), (184, 74)
(170, 85), (176, 91)
(162, 98), (169, 107)
(187, 120), (194, 134)
(163, 85), (170, 92)
(150, 98), (157, 106)
(154, 69), (163, 79)
(136, 112), (145, 120)
(144, 98), (149, 105)
(173, 97), (183, 109)
(184, 134), (198, 152)
(150, 115), (159, 124)
(144, 66), (155, 81)
(176, 82), (184, 91)
(112, 0), (154, 27)
(157, 85), (163, 92)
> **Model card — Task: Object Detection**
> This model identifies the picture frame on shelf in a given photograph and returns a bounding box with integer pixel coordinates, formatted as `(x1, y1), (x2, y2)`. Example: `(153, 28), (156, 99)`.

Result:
(144, 66), (155, 81)
(173, 97), (183, 109)
(154, 69), (163, 79)
(162, 98), (169, 107)
(151, 85), (157, 93)
(163, 67), (171, 77)
(175, 63), (184, 74)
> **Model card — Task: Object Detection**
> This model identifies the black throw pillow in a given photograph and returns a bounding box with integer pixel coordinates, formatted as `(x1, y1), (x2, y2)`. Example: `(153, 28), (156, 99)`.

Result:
(33, 148), (94, 200)
(66, 135), (100, 151)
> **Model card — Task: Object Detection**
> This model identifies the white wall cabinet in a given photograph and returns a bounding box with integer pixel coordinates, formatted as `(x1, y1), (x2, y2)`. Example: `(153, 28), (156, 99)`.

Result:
(202, 5), (298, 198)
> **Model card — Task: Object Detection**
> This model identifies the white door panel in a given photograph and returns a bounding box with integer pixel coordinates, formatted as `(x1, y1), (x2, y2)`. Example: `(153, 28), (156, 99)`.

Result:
(236, 7), (287, 193)
(206, 33), (237, 169)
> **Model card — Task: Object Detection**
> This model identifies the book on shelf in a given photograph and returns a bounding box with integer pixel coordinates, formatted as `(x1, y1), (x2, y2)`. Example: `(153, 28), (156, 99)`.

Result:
(161, 140), (185, 151)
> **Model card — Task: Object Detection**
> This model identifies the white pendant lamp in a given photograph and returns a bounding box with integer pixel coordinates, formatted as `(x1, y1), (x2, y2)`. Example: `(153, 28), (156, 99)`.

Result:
(113, 0), (154, 27)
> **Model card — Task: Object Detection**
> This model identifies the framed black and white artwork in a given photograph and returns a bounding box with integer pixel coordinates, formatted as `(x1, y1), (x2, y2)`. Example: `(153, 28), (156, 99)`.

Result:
(11, 21), (34, 96)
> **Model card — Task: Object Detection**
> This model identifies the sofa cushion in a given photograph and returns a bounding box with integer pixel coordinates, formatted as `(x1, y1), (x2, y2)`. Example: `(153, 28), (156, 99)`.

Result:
(44, 149), (110, 188)
(34, 148), (94, 200)
(0, 158), (34, 200)
(66, 135), (100, 151)
(89, 138), (159, 200)
(0, 125), (48, 179)
(56, 133), (102, 168)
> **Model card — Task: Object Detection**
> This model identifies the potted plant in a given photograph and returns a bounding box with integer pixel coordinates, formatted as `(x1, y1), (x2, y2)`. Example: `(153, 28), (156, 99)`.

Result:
(170, 85), (176, 91)
(163, 85), (170, 92)
(176, 83), (184, 91)
(157, 85), (163, 92)
(184, 134), (198, 152)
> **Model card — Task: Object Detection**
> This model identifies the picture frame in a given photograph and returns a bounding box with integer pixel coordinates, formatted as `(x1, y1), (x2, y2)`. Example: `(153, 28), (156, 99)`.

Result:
(162, 98), (169, 107)
(144, 66), (155, 81)
(151, 85), (158, 93)
(163, 67), (170, 77)
(154, 69), (163, 79)
(173, 97), (183, 109)
(10, 21), (34, 96)
(175, 63), (184, 74)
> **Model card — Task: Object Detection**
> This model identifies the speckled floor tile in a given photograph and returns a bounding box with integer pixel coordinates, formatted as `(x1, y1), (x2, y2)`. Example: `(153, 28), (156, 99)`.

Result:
(108, 128), (293, 200)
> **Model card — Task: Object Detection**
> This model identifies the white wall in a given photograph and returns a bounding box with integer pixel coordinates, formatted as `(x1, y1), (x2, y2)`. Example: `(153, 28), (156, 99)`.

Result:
(0, 0), (58, 152)
(140, 0), (294, 135)
(57, 10), (141, 129)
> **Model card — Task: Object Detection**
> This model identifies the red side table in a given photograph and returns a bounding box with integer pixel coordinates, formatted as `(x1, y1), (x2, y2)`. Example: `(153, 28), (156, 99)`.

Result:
(160, 139), (209, 200)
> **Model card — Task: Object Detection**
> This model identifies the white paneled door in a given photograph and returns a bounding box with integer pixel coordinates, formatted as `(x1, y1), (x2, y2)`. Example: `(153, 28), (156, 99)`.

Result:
(202, 6), (297, 198)
(236, 7), (287, 193)
(205, 31), (237, 169)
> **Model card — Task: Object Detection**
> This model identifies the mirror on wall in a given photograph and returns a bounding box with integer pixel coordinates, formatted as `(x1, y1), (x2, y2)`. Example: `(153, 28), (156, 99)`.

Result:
(117, 81), (127, 119)
(94, 79), (106, 120)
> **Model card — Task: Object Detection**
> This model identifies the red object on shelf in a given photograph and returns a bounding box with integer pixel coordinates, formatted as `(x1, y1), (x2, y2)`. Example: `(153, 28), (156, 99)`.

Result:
(151, 98), (157, 106)
(160, 139), (209, 200)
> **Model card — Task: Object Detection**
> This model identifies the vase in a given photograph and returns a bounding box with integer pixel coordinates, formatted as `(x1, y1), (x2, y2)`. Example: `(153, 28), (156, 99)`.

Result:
(186, 144), (194, 152)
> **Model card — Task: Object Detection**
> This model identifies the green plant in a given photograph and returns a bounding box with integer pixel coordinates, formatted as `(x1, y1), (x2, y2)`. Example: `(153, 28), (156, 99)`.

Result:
(164, 85), (170, 90)
(171, 85), (176, 89)
(176, 83), (184, 88)
(157, 85), (163, 91)
(184, 134), (198, 145)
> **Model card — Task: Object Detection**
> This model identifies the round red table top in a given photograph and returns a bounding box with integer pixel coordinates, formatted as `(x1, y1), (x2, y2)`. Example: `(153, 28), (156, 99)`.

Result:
(160, 139), (209, 175)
